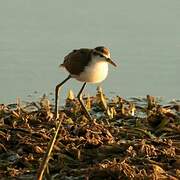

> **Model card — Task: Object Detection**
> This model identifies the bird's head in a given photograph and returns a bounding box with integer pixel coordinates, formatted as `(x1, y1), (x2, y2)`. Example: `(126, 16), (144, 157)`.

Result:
(93, 46), (117, 67)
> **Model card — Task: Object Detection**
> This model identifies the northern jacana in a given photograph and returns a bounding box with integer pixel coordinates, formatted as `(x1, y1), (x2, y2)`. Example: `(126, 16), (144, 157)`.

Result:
(55, 46), (117, 120)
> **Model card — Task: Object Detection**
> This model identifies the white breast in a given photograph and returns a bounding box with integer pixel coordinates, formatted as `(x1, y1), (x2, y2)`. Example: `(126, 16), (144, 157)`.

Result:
(74, 59), (109, 83)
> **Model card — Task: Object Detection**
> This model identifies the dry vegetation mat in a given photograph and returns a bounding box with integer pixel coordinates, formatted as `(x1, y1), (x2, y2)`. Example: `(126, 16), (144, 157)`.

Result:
(0, 88), (180, 179)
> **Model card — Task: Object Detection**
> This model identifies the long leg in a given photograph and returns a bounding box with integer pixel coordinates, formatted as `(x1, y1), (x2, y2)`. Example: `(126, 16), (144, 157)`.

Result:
(55, 75), (71, 119)
(37, 76), (71, 179)
(77, 82), (92, 120)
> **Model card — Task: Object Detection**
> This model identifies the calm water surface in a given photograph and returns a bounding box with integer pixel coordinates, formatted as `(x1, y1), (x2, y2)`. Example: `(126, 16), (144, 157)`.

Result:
(0, 0), (180, 103)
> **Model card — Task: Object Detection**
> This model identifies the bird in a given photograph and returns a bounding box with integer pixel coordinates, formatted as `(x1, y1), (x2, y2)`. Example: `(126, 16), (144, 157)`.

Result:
(55, 46), (117, 120)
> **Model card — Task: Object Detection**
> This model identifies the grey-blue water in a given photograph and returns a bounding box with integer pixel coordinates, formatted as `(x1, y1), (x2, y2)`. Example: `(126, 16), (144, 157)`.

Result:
(0, 0), (180, 104)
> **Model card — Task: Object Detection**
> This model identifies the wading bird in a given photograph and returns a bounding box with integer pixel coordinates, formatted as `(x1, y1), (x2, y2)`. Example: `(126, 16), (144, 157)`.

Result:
(55, 46), (117, 120)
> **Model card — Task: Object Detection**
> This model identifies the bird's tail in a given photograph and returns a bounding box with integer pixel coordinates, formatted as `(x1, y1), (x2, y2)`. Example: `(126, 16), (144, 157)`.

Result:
(59, 63), (65, 68)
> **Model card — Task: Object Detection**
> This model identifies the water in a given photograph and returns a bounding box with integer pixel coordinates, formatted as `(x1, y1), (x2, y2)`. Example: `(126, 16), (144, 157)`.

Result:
(0, 0), (180, 104)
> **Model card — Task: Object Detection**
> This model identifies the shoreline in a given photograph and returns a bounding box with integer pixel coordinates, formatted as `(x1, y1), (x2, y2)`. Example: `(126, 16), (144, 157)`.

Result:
(0, 89), (179, 179)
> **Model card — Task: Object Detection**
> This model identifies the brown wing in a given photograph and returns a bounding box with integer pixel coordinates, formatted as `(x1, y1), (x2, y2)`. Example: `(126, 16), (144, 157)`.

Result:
(62, 48), (92, 75)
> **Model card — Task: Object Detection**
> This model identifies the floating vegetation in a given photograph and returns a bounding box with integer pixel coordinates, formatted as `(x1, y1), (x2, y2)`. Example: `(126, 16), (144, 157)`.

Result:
(0, 88), (179, 179)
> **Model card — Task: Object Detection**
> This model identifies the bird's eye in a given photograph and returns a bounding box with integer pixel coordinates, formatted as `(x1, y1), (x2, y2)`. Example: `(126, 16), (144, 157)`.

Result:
(99, 54), (104, 58)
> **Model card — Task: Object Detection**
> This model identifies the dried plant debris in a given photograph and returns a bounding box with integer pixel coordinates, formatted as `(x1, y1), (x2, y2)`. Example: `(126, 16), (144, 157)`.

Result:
(0, 90), (179, 179)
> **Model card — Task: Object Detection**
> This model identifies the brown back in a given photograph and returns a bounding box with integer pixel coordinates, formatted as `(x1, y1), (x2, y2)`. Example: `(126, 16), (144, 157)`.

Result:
(62, 48), (92, 75)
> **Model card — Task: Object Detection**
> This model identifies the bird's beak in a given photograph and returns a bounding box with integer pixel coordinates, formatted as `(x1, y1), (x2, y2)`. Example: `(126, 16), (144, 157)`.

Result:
(106, 58), (117, 67)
